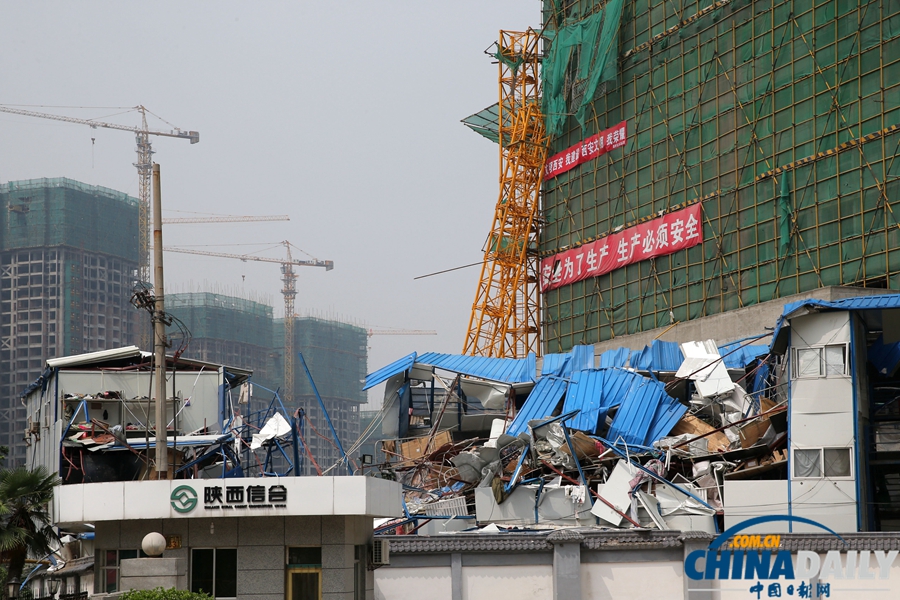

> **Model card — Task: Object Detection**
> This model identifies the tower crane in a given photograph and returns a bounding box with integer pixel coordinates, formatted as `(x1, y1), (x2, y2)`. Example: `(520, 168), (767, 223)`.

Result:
(0, 104), (199, 348)
(162, 214), (290, 225)
(162, 242), (333, 405)
(463, 30), (548, 358)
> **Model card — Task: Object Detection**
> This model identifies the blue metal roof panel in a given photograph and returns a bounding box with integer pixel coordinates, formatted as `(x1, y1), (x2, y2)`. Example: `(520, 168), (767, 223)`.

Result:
(541, 353), (571, 377)
(570, 345), (595, 371)
(629, 340), (684, 372)
(363, 352), (417, 390)
(599, 347), (630, 368)
(604, 370), (686, 446)
(562, 369), (619, 433)
(506, 376), (569, 436)
(717, 342), (770, 369)
(415, 352), (536, 383)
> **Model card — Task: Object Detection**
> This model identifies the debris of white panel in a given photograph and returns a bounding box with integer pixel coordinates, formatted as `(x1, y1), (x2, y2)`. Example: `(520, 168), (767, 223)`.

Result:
(677, 340), (734, 398)
(591, 459), (637, 526)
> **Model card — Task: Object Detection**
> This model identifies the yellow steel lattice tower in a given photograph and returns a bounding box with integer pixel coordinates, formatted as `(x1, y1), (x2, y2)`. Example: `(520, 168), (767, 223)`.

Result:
(463, 30), (548, 358)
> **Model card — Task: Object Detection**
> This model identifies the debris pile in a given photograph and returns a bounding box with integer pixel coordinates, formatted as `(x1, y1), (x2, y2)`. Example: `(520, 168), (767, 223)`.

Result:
(369, 337), (788, 535)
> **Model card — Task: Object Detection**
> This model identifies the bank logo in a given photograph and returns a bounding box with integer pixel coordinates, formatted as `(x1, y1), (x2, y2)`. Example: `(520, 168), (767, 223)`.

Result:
(686, 515), (897, 598)
(170, 485), (198, 513)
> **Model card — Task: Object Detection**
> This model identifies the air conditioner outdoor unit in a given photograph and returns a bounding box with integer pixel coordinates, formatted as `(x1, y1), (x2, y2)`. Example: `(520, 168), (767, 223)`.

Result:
(371, 539), (390, 566)
(27, 420), (40, 434)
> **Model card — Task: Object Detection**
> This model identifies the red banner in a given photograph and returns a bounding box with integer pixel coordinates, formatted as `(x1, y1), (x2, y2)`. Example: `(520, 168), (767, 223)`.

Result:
(544, 121), (627, 180)
(539, 203), (703, 292)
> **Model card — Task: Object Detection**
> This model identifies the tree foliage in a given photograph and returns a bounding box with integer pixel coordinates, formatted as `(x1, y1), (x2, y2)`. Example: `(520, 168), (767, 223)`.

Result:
(0, 467), (59, 592)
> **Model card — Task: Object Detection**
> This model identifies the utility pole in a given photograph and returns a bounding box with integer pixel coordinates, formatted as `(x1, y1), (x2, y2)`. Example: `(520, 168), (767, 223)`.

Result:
(152, 164), (168, 478)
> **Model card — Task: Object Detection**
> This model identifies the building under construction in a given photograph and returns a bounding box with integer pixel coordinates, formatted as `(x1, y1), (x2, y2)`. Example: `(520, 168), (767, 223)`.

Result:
(0, 178), (140, 465)
(535, 0), (900, 353)
(167, 293), (367, 475)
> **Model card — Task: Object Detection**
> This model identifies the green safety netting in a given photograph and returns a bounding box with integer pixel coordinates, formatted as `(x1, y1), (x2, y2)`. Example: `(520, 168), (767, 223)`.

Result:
(543, 0), (624, 138)
(462, 102), (501, 144)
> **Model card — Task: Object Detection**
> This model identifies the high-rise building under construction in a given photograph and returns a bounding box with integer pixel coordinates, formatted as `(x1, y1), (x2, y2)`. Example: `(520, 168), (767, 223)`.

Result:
(537, 1), (900, 352)
(0, 178), (140, 464)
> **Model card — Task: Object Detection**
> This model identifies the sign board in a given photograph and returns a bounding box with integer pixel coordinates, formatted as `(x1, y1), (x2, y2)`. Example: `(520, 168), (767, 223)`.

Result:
(544, 121), (627, 180)
(540, 203), (702, 292)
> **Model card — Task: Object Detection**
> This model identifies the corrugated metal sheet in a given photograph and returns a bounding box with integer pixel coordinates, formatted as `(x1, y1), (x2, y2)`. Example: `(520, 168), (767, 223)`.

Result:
(506, 376), (568, 436)
(562, 369), (616, 433)
(599, 347), (631, 368)
(363, 352), (417, 390)
(540, 345), (593, 377)
(415, 352), (536, 383)
(717, 342), (769, 369)
(604, 369), (687, 446)
(629, 340), (683, 371)
(540, 353), (571, 377)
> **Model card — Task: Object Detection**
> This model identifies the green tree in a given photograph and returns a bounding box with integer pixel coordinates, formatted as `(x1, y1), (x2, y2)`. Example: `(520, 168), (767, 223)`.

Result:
(0, 467), (59, 593)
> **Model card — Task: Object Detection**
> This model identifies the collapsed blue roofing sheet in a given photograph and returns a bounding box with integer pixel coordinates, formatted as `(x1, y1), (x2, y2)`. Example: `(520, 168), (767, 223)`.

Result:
(629, 340), (684, 372)
(415, 352), (536, 383)
(506, 376), (569, 436)
(599, 347), (631, 368)
(562, 369), (618, 433)
(541, 344), (594, 377)
(603, 369), (687, 446)
(718, 341), (770, 369)
(363, 352), (416, 390)
(540, 353), (571, 378)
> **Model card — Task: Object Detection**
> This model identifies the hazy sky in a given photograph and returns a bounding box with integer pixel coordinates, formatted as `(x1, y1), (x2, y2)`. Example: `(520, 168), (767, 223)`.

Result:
(0, 2), (539, 403)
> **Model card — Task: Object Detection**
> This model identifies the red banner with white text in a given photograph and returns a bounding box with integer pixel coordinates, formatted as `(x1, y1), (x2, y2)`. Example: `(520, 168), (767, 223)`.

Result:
(544, 121), (627, 180)
(539, 203), (703, 292)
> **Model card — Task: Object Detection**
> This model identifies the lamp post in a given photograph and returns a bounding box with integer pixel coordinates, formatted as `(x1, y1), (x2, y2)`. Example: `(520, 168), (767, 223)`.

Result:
(47, 578), (61, 599)
(7, 577), (20, 600)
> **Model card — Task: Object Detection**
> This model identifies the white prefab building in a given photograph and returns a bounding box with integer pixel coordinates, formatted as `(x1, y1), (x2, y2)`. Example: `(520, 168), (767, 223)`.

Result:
(21, 347), (403, 600)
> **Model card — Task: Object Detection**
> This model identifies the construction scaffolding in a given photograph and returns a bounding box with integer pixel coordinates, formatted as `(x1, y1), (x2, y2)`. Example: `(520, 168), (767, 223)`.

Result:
(539, 0), (900, 352)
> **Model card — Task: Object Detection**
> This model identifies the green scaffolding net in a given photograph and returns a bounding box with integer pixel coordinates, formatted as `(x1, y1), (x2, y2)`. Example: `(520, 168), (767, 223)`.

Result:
(543, 0), (625, 138)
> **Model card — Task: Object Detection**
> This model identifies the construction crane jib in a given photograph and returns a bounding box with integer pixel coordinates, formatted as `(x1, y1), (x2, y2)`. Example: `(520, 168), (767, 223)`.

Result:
(162, 242), (333, 405)
(463, 30), (549, 359)
(0, 104), (199, 349)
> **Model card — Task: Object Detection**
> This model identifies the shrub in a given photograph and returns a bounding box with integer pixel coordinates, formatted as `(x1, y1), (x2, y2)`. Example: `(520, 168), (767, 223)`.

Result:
(120, 588), (211, 600)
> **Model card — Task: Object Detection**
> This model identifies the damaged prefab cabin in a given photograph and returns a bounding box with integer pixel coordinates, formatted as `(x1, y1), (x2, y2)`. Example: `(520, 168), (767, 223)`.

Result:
(366, 294), (900, 537)
(21, 346), (403, 600)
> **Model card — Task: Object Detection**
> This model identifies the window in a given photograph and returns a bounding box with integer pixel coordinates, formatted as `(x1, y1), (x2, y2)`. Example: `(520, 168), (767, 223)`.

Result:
(99, 549), (144, 593)
(191, 548), (237, 598)
(793, 447), (853, 479)
(792, 344), (848, 378)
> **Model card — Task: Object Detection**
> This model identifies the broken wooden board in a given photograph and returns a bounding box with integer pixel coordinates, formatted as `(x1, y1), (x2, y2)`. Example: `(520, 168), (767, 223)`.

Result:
(669, 413), (730, 453)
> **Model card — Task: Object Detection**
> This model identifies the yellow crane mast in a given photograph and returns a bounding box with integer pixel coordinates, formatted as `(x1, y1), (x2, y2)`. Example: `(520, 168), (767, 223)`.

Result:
(463, 30), (549, 358)
(163, 242), (332, 405)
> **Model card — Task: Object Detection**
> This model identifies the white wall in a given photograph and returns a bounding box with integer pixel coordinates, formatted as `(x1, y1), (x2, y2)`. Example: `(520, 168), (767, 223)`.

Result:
(462, 565), (553, 600)
(724, 480), (789, 532)
(582, 561), (683, 600)
(374, 567), (452, 600)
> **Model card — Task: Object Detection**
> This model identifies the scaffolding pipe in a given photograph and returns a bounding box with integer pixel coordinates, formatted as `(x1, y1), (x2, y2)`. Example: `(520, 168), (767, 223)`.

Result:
(297, 352), (352, 474)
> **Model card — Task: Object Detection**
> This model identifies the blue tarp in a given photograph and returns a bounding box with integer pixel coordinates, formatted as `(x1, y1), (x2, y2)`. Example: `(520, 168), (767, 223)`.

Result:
(363, 352), (416, 390)
(415, 352), (536, 383)
(506, 376), (569, 436)
(868, 334), (900, 377)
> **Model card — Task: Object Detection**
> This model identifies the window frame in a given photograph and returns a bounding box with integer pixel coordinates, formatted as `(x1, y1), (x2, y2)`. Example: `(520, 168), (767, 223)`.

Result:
(792, 446), (854, 480)
(791, 342), (849, 378)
